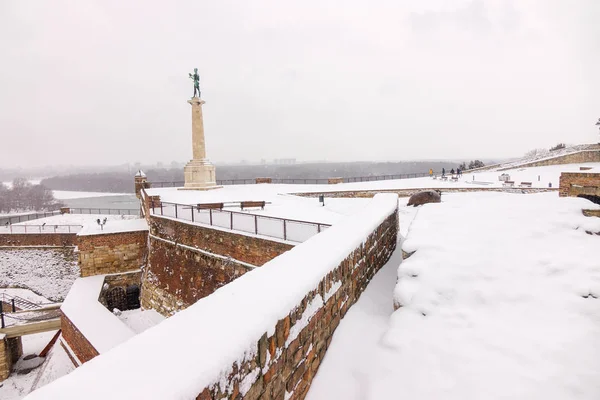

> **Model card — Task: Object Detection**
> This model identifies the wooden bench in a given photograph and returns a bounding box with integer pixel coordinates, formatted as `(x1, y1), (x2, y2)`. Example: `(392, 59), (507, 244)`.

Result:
(503, 181), (515, 187)
(441, 176), (448, 181)
(519, 182), (532, 188)
(197, 203), (224, 210)
(240, 201), (266, 210)
(451, 176), (459, 182)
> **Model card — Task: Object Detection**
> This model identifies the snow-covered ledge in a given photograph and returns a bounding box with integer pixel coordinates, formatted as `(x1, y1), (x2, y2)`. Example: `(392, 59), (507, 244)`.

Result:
(60, 274), (136, 364)
(26, 194), (399, 400)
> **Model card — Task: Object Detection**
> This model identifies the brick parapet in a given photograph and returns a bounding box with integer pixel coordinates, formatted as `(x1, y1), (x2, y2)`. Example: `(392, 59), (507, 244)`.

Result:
(60, 312), (99, 364)
(196, 208), (398, 399)
(498, 149), (600, 171)
(0, 233), (76, 247)
(77, 230), (148, 277)
(559, 172), (600, 197)
(142, 234), (256, 316)
(149, 216), (293, 266)
(0, 336), (21, 382)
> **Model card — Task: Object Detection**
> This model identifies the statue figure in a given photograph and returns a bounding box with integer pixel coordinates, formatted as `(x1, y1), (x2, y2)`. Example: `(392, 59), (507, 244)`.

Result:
(189, 68), (201, 98)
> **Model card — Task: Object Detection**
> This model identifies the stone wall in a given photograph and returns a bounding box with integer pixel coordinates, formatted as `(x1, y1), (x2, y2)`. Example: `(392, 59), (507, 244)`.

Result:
(142, 234), (257, 316)
(99, 271), (142, 311)
(0, 335), (22, 382)
(77, 230), (148, 277)
(499, 149), (600, 171)
(196, 208), (398, 400)
(0, 233), (76, 247)
(149, 216), (293, 266)
(60, 312), (99, 364)
(559, 172), (600, 197)
(295, 187), (558, 199)
(583, 209), (600, 217)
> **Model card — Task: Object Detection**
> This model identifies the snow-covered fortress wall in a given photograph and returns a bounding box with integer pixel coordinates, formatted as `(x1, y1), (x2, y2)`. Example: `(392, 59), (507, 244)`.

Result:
(25, 193), (398, 400)
(141, 215), (294, 316)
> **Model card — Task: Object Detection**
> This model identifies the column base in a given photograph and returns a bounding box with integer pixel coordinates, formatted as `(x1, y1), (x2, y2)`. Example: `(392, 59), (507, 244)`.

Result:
(180, 159), (222, 191)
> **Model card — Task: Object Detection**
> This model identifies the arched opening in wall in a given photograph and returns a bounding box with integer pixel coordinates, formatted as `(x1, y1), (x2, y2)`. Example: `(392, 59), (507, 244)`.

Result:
(577, 194), (600, 205)
(126, 285), (141, 310)
(106, 287), (127, 312)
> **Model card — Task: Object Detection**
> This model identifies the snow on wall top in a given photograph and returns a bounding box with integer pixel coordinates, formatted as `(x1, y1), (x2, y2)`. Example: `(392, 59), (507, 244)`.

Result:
(135, 170), (146, 178)
(77, 218), (148, 236)
(25, 193), (399, 400)
(60, 275), (135, 355)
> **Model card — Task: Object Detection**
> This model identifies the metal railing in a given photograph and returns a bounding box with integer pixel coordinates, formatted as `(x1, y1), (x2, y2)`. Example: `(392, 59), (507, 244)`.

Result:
(69, 207), (140, 216)
(151, 201), (330, 243)
(0, 210), (61, 226)
(0, 224), (83, 234)
(147, 171), (435, 188)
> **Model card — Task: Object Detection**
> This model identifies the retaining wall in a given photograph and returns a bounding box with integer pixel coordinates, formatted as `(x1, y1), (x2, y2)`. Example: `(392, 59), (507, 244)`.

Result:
(25, 194), (399, 400)
(559, 172), (600, 197)
(0, 233), (76, 247)
(295, 187), (558, 199)
(77, 230), (148, 277)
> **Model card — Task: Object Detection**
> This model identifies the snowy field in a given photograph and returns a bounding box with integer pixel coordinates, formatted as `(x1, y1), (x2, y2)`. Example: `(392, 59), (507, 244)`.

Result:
(308, 192), (600, 400)
(0, 248), (79, 301)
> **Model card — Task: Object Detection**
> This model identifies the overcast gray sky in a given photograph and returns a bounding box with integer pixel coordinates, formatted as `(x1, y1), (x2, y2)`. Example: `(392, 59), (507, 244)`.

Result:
(1, 0), (599, 168)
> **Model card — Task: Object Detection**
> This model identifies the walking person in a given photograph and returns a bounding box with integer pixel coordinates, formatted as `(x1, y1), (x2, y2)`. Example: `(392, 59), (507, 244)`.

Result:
(442, 168), (446, 178)
(451, 168), (455, 176)
(429, 168), (433, 177)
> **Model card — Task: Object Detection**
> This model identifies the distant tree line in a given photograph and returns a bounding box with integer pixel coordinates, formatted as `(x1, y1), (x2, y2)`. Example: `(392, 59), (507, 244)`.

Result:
(0, 178), (62, 213)
(458, 160), (486, 170)
(40, 161), (468, 193)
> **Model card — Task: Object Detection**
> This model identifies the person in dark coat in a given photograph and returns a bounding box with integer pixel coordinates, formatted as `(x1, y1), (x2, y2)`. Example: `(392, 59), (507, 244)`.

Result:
(451, 168), (455, 176)
(442, 168), (446, 177)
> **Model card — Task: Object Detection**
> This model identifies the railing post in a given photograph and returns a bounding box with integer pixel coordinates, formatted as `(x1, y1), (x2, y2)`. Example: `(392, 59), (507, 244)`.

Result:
(160, 202), (163, 215)
(24, 225), (27, 233)
(317, 224), (321, 233)
(230, 212), (233, 230)
(191, 207), (194, 222)
(11, 299), (15, 313)
(1, 311), (4, 329)
(175, 204), (178, 218)
(283, 220), (287, 241)
(209, 209), (213, 225)
(254, 215), (258, 234)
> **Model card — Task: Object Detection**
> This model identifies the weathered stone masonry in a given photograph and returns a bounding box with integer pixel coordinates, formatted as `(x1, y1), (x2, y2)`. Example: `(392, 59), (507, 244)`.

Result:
(0, 335), (22, 381)
(559, 172), (600, 198)
(77, 230), (148, 277)
(197, 209), (398, 400)
(142, 216), (293, 316)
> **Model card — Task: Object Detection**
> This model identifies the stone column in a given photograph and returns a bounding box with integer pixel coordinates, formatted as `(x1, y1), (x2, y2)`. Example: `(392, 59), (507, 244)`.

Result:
(189, 98), (207, 160)
(182, 97), (221, 190)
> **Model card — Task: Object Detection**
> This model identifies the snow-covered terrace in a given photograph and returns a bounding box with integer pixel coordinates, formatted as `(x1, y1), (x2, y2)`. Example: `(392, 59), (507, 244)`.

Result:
(307, 192), (600, 399)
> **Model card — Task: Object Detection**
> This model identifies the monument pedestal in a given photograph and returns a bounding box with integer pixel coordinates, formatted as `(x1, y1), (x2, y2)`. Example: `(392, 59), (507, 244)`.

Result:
(181, 159), (221, 190)
(180, 95), (221, 190)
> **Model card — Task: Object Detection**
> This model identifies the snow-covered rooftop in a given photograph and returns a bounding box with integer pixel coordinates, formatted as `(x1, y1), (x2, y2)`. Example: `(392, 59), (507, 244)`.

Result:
(77, 218), (148, 236)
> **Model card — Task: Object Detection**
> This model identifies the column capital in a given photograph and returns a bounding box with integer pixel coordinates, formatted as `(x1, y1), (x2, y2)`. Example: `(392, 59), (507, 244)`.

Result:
(188, 97), (205, 106)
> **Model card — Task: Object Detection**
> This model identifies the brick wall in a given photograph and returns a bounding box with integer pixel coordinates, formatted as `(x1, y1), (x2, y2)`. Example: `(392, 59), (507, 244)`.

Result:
(142, 234), (257, 316)
(149, 216), (293, 266)
(0, 336), (22, 382)
(60, 312), (99, 364)
(77, 230), (148, 277)
(559, 172), (600, 197)
(0, 233), (76, 247)
(197, 209), (398, 400)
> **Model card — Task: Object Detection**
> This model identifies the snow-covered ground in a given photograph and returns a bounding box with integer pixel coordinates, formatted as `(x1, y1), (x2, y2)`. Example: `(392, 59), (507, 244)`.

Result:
(0, 248), (79, 301)
(0, 288), (56, 305)
(308, 192), (600, 400)
(117, 308), (165, 334)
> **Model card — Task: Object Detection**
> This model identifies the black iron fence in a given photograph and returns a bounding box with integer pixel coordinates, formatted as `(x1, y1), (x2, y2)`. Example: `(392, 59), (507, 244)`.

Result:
(0, 211), (61, 226)
(150, 201), (330, 243)
(0, 224), (83, 234)
(68, 207), (140, 216)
